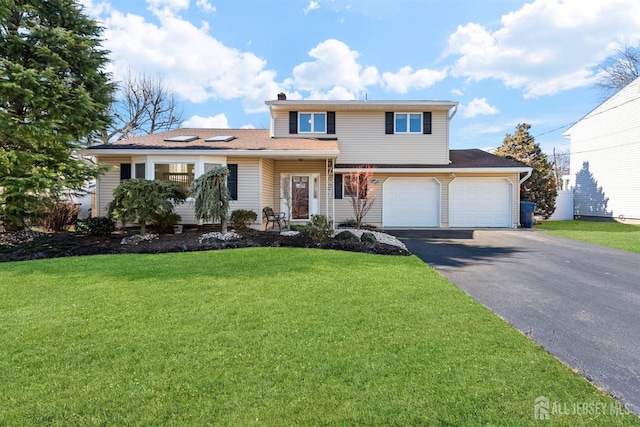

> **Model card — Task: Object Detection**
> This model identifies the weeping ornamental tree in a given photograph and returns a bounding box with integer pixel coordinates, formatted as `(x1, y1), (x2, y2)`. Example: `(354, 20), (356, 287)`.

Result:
(494, 123), (557, 219)
(0, 0), (113, 230)
(190, 166), (231, 233)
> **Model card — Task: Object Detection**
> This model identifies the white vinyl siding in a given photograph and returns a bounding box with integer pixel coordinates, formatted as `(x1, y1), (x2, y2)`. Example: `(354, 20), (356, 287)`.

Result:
(567, 77), (640, 220)
(96, 156), (130, 217)
(272, 109), (450, 165)
(260, 158), (275, 228)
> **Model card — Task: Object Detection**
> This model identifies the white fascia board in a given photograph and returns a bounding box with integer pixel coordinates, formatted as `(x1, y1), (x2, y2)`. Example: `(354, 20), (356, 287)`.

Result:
(81, 149), (339, 158)
(334, 167), (532, 174)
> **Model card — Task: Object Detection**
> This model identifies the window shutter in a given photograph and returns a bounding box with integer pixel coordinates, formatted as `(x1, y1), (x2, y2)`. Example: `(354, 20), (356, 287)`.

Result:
(289, 111), (298, 134)
(327, 111), (335, 134)
(120, 163), (131, 180)
(385, 112), (394, 134)
(135, 163), (146, 179)
(227, 164), (238, 200)
(423, 112), (432, 134)
(334, 173), (343, 199)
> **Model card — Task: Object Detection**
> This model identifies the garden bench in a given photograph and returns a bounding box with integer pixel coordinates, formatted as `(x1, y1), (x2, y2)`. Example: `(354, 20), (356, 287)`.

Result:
(263, 207), (287, 231)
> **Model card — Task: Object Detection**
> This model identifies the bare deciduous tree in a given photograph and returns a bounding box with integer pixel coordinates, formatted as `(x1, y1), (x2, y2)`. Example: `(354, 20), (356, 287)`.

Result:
(596, 45), (640, 96)
(552, 148), (570, 190)
(344, 166), (378, 229)
(99, 71), (183, 143)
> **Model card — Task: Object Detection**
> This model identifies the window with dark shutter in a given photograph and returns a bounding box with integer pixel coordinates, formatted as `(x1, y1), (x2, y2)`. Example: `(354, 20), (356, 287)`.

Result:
(227, 164), (238, 201)
(327, 111), (335, 134)
(135, 163), (146, 179)
(289, 111), (298, 134)
(120, 163), (131, 180)
(385, 112), (394, 134)
(423, 112), (432, 134)
(334, 173), (343, 199)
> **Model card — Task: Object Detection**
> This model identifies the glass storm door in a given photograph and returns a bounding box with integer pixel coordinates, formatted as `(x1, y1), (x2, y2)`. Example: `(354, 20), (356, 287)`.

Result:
(291, 175), (310, 219)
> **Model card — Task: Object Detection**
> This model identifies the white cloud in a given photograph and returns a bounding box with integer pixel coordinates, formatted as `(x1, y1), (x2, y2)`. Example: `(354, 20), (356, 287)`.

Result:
(381, 66), (447, 94)
(147, 0), (189, 14)
(183, 114), (230, 128)
(78, 0), (110, 16)
(102, 6), (280, 113)
(196, 0), (216, 13)
(303, 1), (319, 14)
(446, 0), (640, 98)
(451, 88), (464, 97)
(463, 98), (500, 118)
(286, 39), (379, 99)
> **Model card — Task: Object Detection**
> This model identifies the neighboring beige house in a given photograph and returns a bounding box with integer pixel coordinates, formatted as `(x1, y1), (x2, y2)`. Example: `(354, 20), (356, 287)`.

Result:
(83, 94), (532, 229)
(563, 76), (640, 222)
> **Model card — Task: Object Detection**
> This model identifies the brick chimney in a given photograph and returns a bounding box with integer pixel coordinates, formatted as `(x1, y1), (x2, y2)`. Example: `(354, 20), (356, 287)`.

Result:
(277, 92), (287, 100)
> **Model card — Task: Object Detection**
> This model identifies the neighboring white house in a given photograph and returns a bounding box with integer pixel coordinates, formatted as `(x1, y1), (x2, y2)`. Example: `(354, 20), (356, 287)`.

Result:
(82, 94), (532, 229)
(563, 76), (640, 221)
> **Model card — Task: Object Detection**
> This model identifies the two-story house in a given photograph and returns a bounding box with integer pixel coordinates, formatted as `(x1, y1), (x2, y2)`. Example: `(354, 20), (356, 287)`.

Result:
(83, 93), (531, 229)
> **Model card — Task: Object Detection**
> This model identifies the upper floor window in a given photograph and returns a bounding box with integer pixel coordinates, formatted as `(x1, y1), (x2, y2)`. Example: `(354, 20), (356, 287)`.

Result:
(299, 112), (326, 133)
(395, 113), (422, 133)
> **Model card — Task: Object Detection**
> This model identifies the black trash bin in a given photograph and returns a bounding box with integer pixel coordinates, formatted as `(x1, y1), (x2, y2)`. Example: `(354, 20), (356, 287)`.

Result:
(520, 201), (536, 228)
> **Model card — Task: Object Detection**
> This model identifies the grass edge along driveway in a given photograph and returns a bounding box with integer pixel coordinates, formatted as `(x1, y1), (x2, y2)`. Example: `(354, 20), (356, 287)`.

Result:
(1, 248), (638, 426)
(538, 220), (640, 254)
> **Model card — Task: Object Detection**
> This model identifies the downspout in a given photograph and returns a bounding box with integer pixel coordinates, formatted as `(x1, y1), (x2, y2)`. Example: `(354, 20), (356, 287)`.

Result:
(447, 104), (458, 164)
(448, 104), (458, 120)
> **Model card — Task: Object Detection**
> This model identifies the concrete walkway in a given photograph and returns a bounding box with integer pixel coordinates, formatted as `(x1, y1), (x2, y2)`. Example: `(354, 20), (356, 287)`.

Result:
(389, 229), (640, 415)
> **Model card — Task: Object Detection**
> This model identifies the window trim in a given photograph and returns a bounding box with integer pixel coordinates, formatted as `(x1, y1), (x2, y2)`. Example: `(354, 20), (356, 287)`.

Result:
(394, 112), (423, 134)
(298, 112), (327, 133)
(343, 173), (368, 199)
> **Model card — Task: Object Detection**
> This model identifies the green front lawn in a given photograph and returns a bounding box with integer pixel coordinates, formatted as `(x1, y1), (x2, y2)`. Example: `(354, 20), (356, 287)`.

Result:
(537, 220), (640, 253)
(1, 248), (637, 425)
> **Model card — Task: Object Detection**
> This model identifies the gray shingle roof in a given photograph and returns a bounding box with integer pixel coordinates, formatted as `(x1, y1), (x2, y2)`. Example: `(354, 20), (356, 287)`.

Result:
(87, 128), (339, 151)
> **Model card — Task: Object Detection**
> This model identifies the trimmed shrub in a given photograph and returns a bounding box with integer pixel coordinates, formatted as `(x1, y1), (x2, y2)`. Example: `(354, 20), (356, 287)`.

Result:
(151, 212), (182, 234)
(75, 216), (116, 236)
(338, 218), (357, 228)
(306, 214), (333, 243)
(230, 209), (257, 230)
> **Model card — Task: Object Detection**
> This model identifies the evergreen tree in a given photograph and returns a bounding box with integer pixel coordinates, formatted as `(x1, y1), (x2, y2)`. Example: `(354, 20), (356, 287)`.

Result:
(494, 123), (558, 219)
(0, 0), (113, 230)
(107, 179), (187, 234)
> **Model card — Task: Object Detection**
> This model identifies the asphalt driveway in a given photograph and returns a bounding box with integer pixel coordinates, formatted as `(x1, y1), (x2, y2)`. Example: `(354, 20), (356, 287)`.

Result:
(389, 229), (640, 415)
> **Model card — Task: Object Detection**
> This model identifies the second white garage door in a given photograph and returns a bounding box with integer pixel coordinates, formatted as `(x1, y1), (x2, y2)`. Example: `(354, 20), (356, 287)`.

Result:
(449, 178), (512, 227)
(383, 177), (440, 227)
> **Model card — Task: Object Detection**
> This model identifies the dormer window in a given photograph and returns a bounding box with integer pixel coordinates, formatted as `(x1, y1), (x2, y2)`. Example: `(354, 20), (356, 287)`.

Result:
(299, 112), (326, 133)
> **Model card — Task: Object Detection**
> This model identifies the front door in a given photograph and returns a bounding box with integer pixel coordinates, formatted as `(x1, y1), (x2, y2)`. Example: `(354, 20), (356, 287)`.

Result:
(281, 174), (319, 221)
(291, 175), (310, 219)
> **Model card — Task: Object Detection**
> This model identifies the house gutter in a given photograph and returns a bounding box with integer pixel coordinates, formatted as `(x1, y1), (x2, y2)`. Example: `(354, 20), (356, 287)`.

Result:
(80, 148), (340, 158)
(334, 166), (532, 174)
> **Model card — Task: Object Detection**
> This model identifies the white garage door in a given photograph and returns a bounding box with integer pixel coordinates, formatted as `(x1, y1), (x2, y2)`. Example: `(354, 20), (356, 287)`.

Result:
(383, 177), (440, 227)
(449, 179), (512, 227)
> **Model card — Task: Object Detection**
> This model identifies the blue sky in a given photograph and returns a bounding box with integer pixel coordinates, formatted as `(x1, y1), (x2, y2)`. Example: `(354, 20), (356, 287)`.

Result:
(80, 0), (640, 154)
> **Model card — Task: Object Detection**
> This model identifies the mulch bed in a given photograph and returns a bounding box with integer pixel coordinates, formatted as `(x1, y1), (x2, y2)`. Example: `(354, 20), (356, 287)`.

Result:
(0, 226), (410, 263)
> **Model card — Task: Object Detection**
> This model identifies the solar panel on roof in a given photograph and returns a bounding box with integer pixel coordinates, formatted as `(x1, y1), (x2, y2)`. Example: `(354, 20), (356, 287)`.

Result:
(205, 135), (235, 142)
(164, 135), (198, 142)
